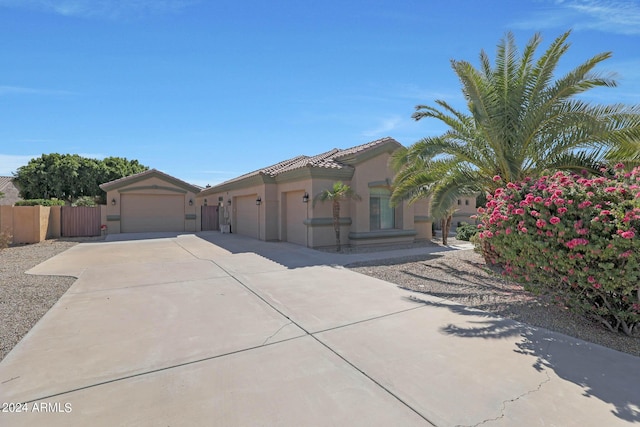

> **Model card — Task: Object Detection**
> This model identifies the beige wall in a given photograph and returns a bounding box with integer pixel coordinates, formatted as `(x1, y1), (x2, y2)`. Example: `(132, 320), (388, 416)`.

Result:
(453, 196), (477, 228)
(0, 205), (63, 244)
(412, 199), (432, 241)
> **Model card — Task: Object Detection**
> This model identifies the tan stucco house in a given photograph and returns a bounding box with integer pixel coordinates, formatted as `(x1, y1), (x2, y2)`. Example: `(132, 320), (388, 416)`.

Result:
(195, 137), (433, 248)
(99, 137), (476, 248)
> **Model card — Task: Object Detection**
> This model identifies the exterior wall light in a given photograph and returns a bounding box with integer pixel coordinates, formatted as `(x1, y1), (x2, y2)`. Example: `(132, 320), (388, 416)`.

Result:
(302, 193), (309, 203)
(189, 199), (193, 206)
(204, 199), (208, 206)
(111, 198), (116, 206)
(256, 196), (262, 206)
(228, 199), (232, 205)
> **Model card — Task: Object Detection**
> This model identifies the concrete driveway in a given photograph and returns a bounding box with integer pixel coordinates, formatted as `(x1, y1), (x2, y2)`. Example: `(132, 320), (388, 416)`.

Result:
(0, 232), (638, 426)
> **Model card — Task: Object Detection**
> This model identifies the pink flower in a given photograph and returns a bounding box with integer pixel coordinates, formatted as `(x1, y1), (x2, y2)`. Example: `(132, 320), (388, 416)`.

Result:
(534, 196), (543, 203)
(615, 162), (625, 170)
(514, 208), (525, 215)
(557, 207), (568, 214)
(520, 227), (528, 233)
(536, 219), (547, 228)
(493, 175), (501, 182)
(578, 201), (592, 209)
(507, 182), (518, 189)
(600, 210), (611, 216)
(621, 230), (635, 239)
(549, 216), (561, 224)
(605, 187), (617, 193)
(566, 238), (589, 249)
(593, 283), (602, 289)
(505, 228), (512, 235)
(587, 276), (596, 283)
(619, 250), (633, 258)
(477, 207), (486, 214)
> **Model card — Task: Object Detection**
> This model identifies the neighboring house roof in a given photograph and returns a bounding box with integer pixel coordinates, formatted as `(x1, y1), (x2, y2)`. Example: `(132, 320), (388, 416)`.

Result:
(200, 136), (402, 195)
(100, 168), (202, 193)
(0, 176), (22, 206)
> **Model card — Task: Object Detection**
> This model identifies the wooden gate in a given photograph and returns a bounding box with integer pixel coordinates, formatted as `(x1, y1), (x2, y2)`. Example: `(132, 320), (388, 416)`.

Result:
(61, 206), (101, 237)
(201, 205), (219, 231)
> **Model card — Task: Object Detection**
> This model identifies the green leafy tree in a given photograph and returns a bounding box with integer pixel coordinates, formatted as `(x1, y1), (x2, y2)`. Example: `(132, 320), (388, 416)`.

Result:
(391, 31), (640, 220)
(14, 154), (148, 202)
(314, 181), (361, 251)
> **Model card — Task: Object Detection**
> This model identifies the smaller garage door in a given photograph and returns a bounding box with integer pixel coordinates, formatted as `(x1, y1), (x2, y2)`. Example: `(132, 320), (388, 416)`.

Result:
(121, 194), (185, 233)
(234, 195), (259, 238)
(285, 191), (306, 246)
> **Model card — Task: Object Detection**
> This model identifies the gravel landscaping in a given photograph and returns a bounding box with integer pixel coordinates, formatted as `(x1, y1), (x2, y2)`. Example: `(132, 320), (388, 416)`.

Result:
(0, 240), (82, 361)
(347, 240), (640, 358)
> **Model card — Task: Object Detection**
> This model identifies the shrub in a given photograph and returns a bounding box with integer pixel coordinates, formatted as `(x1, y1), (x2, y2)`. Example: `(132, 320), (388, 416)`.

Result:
(475, 165), (640, 336)
(15, 199), (66, 206)
(72, 196), (97, 207)
(0, 229), (11, 249)
(456, 222), (478, 241)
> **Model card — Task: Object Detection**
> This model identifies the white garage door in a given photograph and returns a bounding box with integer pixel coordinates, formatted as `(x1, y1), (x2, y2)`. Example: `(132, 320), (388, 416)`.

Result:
(235, 195), (258, 238)
(285, 191), (306, 246)
(121, 194), (185, 233)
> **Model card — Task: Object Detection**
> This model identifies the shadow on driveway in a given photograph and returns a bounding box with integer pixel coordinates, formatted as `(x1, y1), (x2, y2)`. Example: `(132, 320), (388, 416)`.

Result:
(409, 297), (640, 424)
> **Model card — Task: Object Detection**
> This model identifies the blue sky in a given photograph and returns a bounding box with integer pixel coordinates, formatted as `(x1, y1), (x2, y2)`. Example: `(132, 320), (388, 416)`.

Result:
(1, 0), (639, 187)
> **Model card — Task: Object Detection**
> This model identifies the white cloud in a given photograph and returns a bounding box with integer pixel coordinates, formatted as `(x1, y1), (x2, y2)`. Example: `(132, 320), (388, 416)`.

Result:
(0, 0), (199, 19)
(513, 0), (640, 35)
(0, 154), (37, 175)
(0, 85), (74, 96)
(362, 116), (403, 138)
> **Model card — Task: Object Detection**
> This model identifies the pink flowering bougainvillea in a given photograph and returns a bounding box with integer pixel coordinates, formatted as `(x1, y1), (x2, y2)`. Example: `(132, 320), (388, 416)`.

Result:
(475, 166), (640, 336)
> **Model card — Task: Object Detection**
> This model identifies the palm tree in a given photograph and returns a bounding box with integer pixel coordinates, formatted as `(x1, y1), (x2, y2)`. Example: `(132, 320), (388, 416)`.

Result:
(314, 182), (361, 251)
(391, 31), (640, 219)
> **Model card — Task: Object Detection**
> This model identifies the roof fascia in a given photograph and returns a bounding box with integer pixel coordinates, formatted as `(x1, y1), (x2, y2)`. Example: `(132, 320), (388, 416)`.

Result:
(101, 170), (200, 193)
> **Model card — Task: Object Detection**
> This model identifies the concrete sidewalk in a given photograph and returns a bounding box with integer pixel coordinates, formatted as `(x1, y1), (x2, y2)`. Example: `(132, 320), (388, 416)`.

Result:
(0, 233), (638, 426)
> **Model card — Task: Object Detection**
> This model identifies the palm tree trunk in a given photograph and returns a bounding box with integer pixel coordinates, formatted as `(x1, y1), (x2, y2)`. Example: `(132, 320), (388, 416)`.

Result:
(333, 200), (341, 251)
(445, 214), (453, 245)
(441, 217), (447, 245)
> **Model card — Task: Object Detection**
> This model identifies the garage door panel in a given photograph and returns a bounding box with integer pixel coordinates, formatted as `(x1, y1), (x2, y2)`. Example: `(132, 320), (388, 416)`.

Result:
(121, 194), (185, 233)
(235, 196), (258, 238)
(286, 191), (306, 246)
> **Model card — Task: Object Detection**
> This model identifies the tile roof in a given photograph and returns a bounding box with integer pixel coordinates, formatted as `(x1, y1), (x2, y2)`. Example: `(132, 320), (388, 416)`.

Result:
(215, 137), (401, 187)
(0, 176), (22, 205)
(100, 168), (202, 192)
(0, 176), (13, 189)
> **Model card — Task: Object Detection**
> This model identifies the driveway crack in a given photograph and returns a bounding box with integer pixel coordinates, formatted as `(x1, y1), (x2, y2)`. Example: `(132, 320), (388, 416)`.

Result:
(262, 321), (295, 345)
(456, 369), (552, 427)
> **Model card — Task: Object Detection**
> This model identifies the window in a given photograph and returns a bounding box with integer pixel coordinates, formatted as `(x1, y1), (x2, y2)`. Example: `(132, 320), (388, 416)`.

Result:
(457, 199), (461, 205)
(465, 199), (469, 206)
(370, 188), (395, 230)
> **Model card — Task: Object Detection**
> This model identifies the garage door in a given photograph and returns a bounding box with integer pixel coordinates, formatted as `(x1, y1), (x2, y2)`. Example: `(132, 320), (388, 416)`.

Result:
(285, 191), (306, 246)
(235, 195), (258, 238)
(121, 194), (185, 233)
